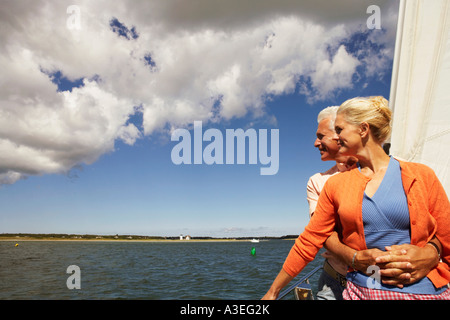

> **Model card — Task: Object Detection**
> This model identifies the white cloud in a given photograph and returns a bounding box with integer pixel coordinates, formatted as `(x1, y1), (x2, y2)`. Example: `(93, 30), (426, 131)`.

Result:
(0, 0), (397, 184)
(308, 45), (361, 102)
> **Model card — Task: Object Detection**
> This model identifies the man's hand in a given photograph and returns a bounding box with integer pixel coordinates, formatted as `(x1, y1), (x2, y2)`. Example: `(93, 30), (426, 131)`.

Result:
(352, 248), (410, 288)
(352, 248), (389, 272)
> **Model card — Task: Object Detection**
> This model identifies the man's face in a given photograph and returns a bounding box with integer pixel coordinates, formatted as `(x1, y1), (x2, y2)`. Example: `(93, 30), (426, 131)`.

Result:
(314, 118), (340, 161)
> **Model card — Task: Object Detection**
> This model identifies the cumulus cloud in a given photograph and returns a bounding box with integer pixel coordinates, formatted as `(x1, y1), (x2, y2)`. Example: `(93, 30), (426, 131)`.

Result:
(0, 0), (397, 184)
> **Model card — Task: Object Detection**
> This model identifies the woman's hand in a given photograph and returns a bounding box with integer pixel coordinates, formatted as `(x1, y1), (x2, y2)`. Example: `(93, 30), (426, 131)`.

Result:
(375, 244), (440, 288)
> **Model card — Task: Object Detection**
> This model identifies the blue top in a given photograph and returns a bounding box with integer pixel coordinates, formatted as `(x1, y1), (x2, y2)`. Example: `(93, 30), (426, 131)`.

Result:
(347, 157), (446, 294)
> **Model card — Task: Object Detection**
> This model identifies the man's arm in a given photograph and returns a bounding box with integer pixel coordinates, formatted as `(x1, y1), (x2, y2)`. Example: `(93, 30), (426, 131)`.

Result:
(323, 232), (388, 270)
(306, 176), (320, 218)
(322, 232), (356, 266)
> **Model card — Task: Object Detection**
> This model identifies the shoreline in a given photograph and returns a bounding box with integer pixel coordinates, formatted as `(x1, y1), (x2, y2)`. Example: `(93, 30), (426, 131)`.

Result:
(0, 233), (297, 243)
(0, 237), (295, 243)
(0, 238), (253, 242)
(0, 238), (296, 243)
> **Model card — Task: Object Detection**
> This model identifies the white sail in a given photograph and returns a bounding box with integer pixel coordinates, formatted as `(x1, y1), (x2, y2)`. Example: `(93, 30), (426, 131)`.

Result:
(389, 0), (450, 194)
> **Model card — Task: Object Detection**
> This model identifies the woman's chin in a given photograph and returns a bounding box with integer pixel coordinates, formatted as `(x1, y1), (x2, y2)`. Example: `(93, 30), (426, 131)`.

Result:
(338, 146), (351, 156)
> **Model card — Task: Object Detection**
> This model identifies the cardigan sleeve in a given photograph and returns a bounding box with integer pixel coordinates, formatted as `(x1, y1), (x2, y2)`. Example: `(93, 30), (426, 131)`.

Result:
(283, 180), (338, 278)
(400, 161), (450, 287)
(427, 171), (450, 266)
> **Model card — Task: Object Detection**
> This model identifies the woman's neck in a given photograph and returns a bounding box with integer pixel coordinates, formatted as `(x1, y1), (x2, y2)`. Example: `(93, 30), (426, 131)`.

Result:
(357, 144), (390, 176)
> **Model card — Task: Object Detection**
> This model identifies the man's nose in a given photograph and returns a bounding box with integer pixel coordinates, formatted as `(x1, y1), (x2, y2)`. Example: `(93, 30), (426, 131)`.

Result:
(314, 138), (320, 147)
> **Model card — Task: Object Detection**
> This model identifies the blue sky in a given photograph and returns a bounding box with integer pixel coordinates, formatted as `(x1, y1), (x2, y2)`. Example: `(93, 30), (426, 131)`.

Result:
(0, 0), (397, 237)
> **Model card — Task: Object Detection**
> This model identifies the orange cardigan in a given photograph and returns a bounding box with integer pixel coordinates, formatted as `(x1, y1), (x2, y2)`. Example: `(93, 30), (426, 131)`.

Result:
(283, 161), (450, 288)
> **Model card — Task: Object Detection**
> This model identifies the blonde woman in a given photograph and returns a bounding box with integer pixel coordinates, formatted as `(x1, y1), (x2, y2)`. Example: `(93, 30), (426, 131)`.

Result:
(263, 96), (450, 300)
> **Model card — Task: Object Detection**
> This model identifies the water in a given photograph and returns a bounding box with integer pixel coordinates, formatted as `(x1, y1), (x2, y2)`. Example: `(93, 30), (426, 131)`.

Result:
(0, 240), (324, 300)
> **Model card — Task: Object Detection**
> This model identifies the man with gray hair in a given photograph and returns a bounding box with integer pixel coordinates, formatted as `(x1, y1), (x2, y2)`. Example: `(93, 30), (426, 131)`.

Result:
(306, 106), (357, 300)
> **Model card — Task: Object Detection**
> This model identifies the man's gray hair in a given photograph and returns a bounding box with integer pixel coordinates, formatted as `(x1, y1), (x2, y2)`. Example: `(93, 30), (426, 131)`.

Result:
(317, 106), (339, 129)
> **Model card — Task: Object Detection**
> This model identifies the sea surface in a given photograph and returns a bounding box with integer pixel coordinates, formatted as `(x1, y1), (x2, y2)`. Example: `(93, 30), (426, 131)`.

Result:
(0, 240), (324, 300)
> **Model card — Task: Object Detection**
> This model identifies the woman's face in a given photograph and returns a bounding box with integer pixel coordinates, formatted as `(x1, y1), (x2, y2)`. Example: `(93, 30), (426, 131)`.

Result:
(333, 113), (362, 156)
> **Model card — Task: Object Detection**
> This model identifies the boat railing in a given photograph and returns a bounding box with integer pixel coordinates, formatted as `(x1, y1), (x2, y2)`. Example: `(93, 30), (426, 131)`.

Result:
(276, 265), (322, 300)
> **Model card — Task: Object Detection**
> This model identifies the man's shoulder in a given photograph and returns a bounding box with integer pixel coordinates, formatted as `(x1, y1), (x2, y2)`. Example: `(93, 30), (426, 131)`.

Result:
(307, 165), (338, 187)
(309, 165), (339, 179)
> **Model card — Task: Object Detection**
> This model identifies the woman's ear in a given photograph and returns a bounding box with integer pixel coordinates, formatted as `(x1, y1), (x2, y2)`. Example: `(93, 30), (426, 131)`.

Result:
(359, 122), (370, 138)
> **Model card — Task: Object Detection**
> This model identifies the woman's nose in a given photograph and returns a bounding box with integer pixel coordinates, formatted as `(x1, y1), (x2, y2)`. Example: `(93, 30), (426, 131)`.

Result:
(331, 132), (339, 141)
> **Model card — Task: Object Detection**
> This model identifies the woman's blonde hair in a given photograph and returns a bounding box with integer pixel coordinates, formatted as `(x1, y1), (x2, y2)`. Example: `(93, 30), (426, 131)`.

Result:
(337, 96), (392, 143)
